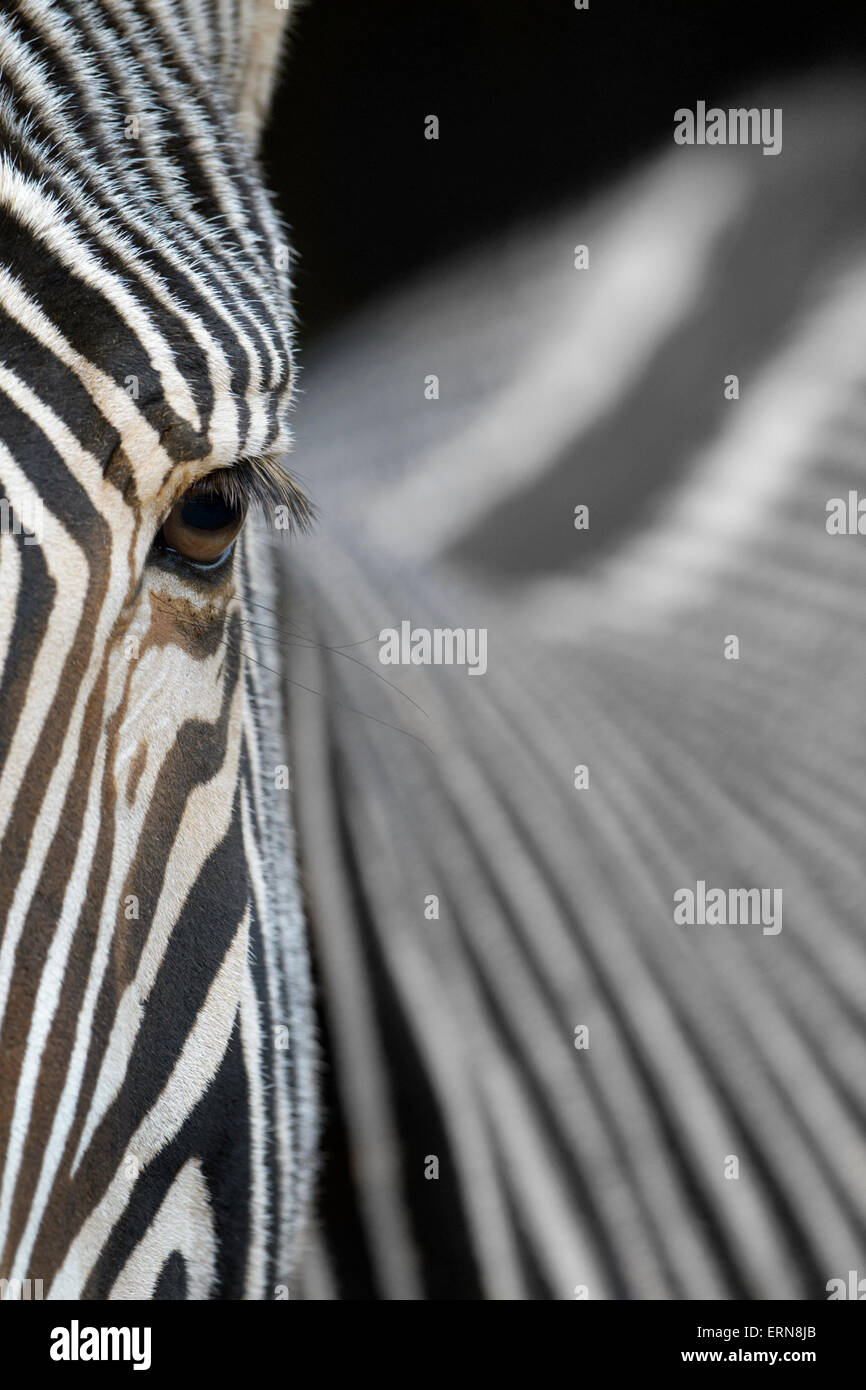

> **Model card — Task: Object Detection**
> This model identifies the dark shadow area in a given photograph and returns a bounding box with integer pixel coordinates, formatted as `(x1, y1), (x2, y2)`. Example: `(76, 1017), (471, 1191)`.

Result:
(263, 0), (866, 342)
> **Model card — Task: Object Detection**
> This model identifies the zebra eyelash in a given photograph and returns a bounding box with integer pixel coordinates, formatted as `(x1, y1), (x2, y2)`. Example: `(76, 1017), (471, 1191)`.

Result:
(187, 458), (315, 534)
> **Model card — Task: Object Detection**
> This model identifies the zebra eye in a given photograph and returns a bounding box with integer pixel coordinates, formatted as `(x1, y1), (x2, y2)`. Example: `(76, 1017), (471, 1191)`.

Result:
(158, 489), (247, 567)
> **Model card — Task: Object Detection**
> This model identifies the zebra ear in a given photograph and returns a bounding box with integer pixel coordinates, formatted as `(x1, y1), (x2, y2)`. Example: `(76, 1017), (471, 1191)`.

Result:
(234, 4), (296, 149)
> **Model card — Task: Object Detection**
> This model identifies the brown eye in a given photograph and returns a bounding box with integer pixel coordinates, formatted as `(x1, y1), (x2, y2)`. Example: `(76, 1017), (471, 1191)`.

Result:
(159, 489), (246, 567)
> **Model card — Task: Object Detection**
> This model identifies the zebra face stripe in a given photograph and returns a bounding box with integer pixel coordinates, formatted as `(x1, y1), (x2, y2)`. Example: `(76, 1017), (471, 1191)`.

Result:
(0, 0), (315, 1299)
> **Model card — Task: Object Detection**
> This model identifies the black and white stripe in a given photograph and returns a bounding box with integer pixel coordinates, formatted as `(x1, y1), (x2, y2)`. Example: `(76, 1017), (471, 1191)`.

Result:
(0, 0), (316, 1299)
(283, 71), (866, 1299)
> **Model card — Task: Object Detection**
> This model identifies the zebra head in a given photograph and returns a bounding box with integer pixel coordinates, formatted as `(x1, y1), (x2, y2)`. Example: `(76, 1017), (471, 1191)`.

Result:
(0, 2), (317, 1298)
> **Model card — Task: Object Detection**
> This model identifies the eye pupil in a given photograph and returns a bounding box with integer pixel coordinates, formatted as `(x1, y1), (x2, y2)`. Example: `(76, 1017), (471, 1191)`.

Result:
(180, 494), (238, 531)
(156, 483), (247, 569)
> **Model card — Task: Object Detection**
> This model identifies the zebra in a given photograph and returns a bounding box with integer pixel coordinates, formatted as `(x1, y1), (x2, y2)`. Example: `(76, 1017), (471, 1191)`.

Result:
(0, 0), (316, 1299)
(283, 71), (866, 1299)
(2, 1), (866, 1305)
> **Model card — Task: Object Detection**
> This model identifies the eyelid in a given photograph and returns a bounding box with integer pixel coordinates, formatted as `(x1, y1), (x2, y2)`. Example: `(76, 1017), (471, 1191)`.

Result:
(183, 459), (315, 534)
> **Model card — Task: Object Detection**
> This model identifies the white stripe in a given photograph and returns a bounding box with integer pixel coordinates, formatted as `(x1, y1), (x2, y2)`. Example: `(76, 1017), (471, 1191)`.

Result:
(48, 916), (249, 1298)
(370, 154), (748, 560)
(108, 1157), (217, 1299)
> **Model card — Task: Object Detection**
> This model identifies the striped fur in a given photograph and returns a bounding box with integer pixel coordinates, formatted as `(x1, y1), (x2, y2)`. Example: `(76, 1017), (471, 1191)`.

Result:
(3, 2), (866, 1304)
(0, 1), (316, 1298)
(283, 71), (866, 1298)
